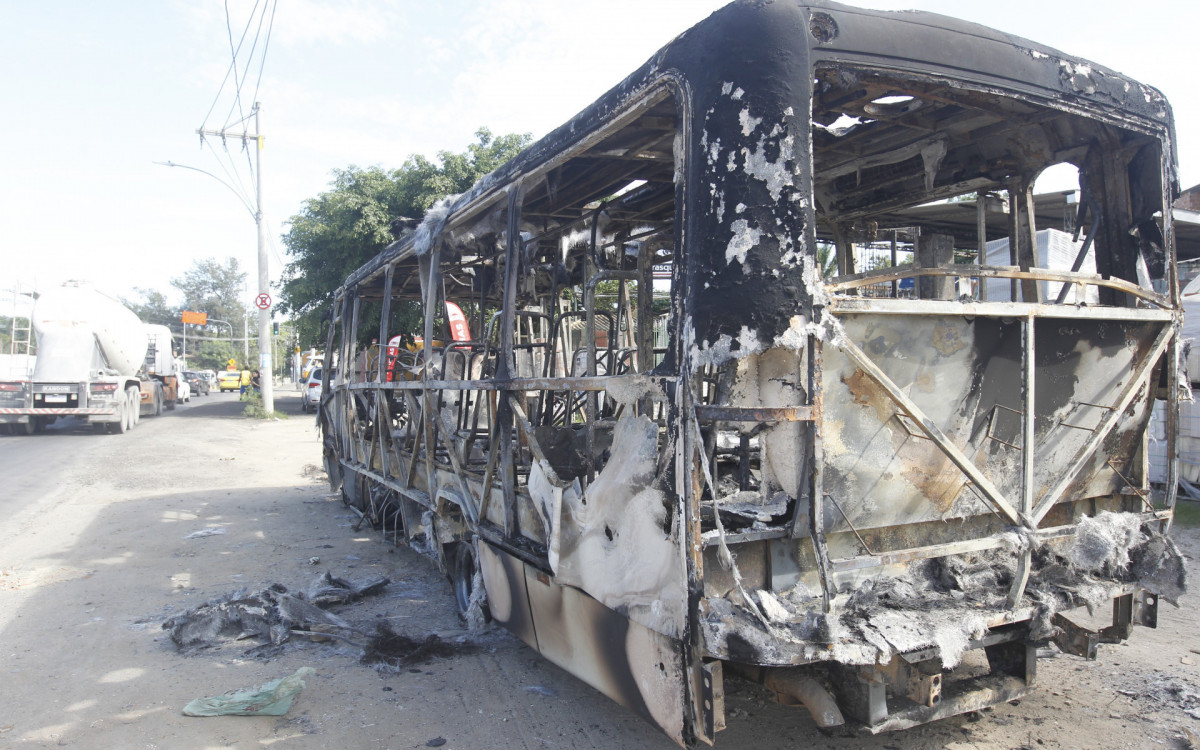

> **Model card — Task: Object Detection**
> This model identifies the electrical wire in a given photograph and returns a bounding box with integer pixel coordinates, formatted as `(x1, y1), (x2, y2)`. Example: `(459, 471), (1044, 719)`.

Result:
(200, 0), (260, 132)
(249, 1), (277, 110)
(223, 1), (272, 130)
(220, 0), (258, 133)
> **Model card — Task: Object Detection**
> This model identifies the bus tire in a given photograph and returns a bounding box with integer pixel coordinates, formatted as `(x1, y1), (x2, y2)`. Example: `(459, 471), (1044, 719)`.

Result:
(451, 541), (491, 624)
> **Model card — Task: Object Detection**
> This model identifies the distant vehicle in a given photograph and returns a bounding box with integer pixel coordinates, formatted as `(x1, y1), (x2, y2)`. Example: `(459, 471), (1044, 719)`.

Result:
(300, 349), (323, 381)
(300, 367), (322, 413)
(0, 282), (177, 435)
(176, 378), (191, 404)
(183, 371), (209, 397)
(217, 371), (241, 392)
(198, 370), (217, 387)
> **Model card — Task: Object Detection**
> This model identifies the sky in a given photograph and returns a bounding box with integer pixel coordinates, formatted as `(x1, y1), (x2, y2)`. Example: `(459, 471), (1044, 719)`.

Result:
(1, 0), (1197, 313)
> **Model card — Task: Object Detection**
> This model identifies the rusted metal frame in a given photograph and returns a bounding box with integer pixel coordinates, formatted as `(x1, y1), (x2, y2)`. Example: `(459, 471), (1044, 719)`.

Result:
(478, 403), (502, 525)
(497, 185), (525, 537)
(637, 240), (656, 380)
(826, 492), (877, 557)
(1163, 128), (1181, 518)
(826, 265), (1169, 308)
(403, 385), (427, 493)
(417, 353), (484, 526)
(1165, 324), (1180, 518)
(1031, 322), (1175, 525)
(426, 407), (482, 525)
(807, 338), (836, 611)
(976, 192), (988, 301)
(376, 388), (409, 489)
(1105, 459), (1154, 512)
(694, 405), (814, 422)
(1007, 175), (1041, 303)
(833, 222), (855, 277)
(376, 266), (394, 381)
(836, 333), (1024, 525)
(831, 532), (1014, 574)
(419, 252), (440, 514)
(1054, 194), (1102, 304)
(322, 292), (342, 405)
(336, 293), (354, 459)
(1008, 314), (1036, 606)
(350, 391), (380, 483)
(348, 292), (362, 381)
(585, 270), (639, 480)
(829, 297), (1174, 322)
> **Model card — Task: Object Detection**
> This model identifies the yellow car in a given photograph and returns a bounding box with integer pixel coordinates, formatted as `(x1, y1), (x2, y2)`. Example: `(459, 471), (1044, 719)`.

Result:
(217, 370), (242, 392)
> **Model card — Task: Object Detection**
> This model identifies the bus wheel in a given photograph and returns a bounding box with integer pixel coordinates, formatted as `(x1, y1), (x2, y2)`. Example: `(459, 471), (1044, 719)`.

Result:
(451, 541), (491, 625)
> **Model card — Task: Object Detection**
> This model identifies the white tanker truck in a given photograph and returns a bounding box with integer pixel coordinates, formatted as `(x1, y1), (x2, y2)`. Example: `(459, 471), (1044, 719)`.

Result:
(0, 282), (179, 435)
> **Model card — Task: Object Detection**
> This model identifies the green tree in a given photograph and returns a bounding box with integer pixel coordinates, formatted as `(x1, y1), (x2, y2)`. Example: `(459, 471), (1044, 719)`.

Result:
(172, 258), (249, 372)
(122, 288), (178, 328)
(278, 128), (532, 346)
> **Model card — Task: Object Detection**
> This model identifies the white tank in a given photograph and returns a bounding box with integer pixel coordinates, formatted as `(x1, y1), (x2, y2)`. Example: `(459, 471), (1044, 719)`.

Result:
(32, 282), (149, 381)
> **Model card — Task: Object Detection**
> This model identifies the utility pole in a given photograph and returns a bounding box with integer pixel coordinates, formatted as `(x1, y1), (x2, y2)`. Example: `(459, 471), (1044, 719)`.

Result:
(197, 102), (273, 413)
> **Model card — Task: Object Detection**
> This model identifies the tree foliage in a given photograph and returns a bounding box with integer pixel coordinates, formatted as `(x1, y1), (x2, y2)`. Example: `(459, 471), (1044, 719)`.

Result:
(122, 257), (253, 372)
(278, 128), (532, 346)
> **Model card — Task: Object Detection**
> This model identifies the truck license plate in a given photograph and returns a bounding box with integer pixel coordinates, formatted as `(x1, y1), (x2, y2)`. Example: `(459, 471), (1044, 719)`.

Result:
(44, 395), (67, 403)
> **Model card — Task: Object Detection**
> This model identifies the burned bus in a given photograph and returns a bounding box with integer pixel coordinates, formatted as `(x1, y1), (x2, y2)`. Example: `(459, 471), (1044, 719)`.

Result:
(317, 1), (1186, 744)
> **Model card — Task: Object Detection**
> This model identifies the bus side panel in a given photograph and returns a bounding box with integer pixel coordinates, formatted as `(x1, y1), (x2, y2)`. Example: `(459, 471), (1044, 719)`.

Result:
(524, 557), (688, 745)
(479, 540), (689, 744)
(477, 541), (538, 649)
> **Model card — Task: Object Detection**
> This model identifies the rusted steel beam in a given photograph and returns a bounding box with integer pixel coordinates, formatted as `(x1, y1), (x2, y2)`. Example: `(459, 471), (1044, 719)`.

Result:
(830, 533), (1012, 573)
(345, 374), (655, 393)
(836, 334), (1024, 525)
(1008, 314), (1036, 606)
(829, 297), (1174, 322)
(694, 405), (814, 423)
(825, 265), (1169, 307)
(1031, 322), (1174, 524)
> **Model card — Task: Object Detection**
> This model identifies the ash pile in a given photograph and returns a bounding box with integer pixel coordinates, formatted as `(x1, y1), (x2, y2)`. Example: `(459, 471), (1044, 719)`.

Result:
(163, 571), (390, 654)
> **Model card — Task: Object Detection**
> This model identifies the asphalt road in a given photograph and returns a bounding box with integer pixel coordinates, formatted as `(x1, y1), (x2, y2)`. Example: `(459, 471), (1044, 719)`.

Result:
(0, 387), (301, 521)
(0, 384), (1196, 749)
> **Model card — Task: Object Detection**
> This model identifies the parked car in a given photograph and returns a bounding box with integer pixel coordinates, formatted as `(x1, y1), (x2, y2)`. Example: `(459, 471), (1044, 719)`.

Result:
(301, 367), (322, 413)
(183, 371), (209, 397)
(217, 370), (241, 392)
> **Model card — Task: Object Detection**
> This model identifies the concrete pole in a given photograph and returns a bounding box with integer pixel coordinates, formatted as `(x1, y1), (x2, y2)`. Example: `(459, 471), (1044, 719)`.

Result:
(255, 101), (273, 413)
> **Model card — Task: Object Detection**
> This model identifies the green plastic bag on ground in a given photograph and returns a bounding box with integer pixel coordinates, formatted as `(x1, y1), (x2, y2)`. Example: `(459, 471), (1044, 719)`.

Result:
(183, 667), (315, 717)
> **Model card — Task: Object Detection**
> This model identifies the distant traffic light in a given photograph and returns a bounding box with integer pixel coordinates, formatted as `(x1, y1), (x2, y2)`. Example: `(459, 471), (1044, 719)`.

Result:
(272, 322), (280, 335)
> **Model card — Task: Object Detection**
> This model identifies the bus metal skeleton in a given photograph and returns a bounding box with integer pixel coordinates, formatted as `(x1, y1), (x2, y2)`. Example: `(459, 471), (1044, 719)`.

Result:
(317, 1), (1187, 744)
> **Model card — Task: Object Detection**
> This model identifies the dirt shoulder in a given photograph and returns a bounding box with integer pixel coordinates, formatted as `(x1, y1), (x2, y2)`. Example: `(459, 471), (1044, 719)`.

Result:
(0, 391), (1196, 749)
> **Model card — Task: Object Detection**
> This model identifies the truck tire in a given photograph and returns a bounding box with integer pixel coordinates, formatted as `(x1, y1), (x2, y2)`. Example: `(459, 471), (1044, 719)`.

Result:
(153, 387), (162, 416)
(111, 399), (128, 434)
(128, 387), (140, 427)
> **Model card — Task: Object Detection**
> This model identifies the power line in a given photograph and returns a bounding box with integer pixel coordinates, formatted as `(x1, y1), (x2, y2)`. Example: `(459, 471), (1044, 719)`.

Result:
(220, 0), (258, 132)
(224, 1), (273, 131)
(249, 2), (277, 110)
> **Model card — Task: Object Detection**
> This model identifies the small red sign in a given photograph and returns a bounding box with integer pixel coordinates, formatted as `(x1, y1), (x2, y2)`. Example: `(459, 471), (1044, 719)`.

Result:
(255, 293), (272, 310)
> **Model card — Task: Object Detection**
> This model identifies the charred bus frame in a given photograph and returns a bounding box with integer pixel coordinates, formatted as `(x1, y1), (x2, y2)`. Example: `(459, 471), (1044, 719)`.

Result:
(318, 1), (1184, 744)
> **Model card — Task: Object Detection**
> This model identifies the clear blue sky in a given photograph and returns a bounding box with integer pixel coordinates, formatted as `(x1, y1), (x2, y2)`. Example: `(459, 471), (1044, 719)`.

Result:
(2, 0), (1195, 309)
